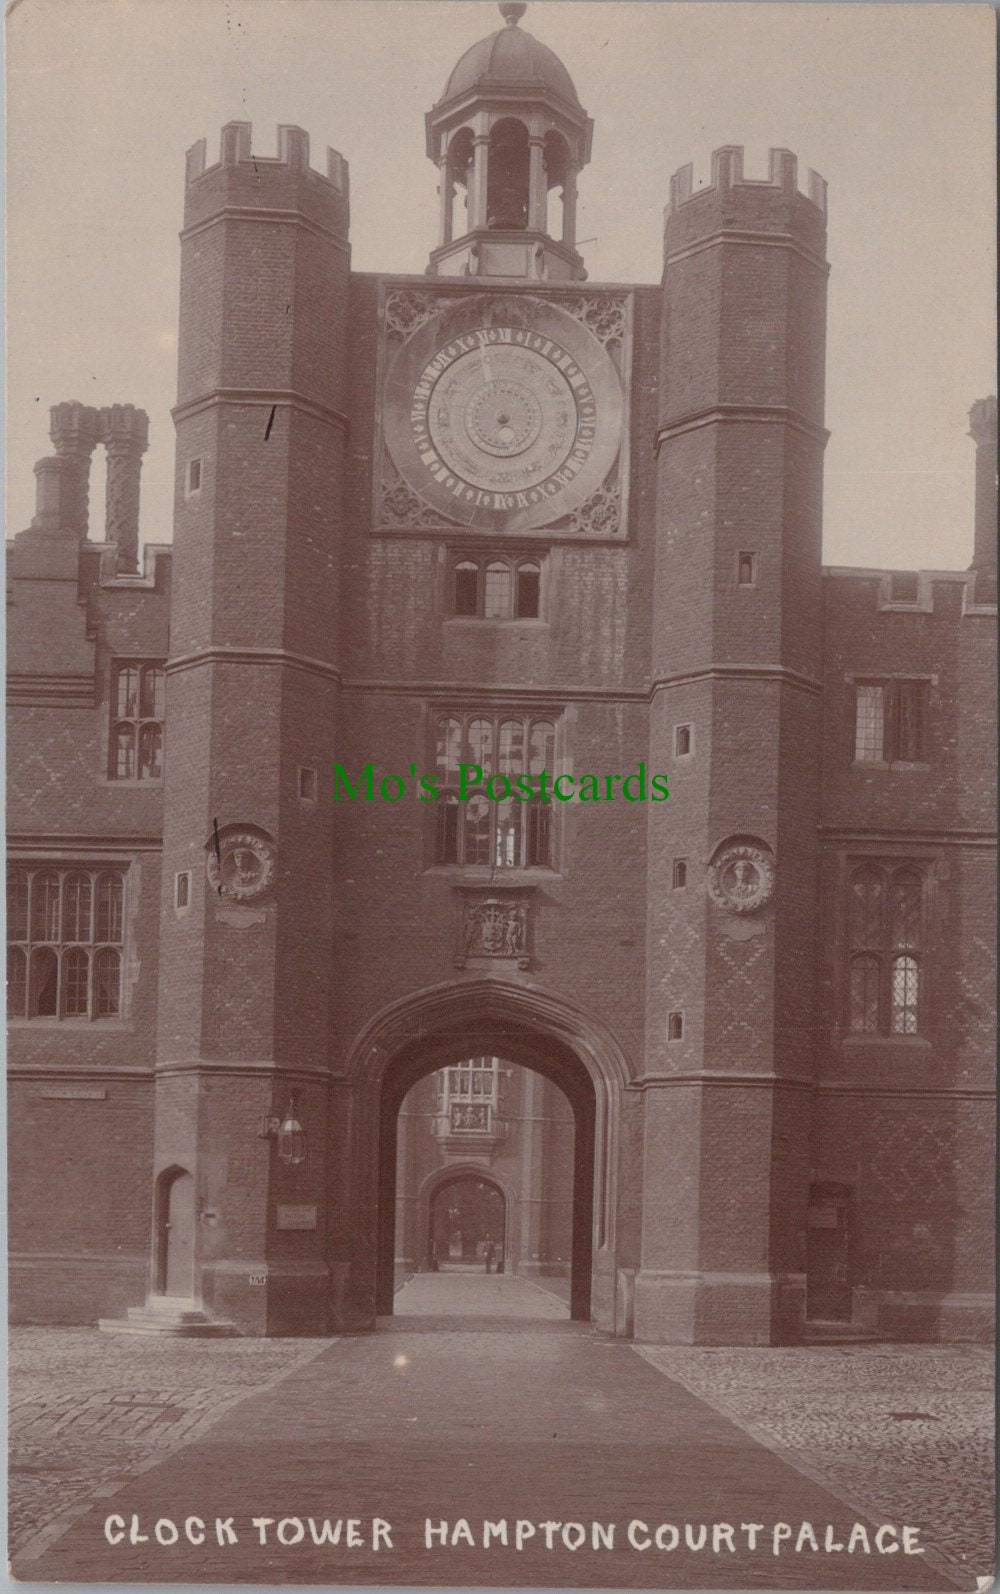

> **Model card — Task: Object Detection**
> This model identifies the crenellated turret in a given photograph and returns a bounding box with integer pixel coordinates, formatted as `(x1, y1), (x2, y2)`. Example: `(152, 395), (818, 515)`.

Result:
(635, 146), (830, 1345)
(154, 119), (352, 1335)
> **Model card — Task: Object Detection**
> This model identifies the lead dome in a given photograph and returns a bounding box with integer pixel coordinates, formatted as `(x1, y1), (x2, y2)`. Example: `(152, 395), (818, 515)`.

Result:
(439, 4), (581, 108)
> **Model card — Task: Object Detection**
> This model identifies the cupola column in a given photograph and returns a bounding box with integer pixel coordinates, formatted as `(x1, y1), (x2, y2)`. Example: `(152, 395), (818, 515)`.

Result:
(438, 156), (454, 244)
(528, 135), (547, 231)
(470, 133), (490, 233)
(562, 165), (578, 246)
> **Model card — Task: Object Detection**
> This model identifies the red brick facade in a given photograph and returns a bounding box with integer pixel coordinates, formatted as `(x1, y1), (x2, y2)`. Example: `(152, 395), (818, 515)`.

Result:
(7, 21), (995, 1344)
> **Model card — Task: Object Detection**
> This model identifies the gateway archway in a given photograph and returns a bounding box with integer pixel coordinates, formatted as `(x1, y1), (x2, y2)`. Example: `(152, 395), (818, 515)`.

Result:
(353, 980), (628, 1327)
(428, 1172), (506, 1269)
(378, 1046), (594, 1318)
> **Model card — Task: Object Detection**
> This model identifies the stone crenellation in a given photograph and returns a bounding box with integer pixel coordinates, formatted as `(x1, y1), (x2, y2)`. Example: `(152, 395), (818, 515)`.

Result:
(184, 120), (349, 196)
(666, 145), (828, 218)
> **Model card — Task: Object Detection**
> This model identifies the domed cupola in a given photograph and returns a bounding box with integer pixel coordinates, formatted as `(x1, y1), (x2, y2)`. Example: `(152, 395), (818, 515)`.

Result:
(425, 2), (594, 281)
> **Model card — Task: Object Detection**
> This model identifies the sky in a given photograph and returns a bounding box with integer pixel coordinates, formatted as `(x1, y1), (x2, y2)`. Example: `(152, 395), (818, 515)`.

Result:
(6, 0), (995, 569)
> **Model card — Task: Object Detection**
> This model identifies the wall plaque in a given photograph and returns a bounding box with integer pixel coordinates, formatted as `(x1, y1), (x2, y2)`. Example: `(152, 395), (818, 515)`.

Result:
(276, 1204), (318, 1231)
(36, 1086), (107, 1101)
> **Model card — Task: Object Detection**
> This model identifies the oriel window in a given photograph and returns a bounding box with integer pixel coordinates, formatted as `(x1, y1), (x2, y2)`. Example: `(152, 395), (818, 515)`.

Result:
(433, 712), (556, 869)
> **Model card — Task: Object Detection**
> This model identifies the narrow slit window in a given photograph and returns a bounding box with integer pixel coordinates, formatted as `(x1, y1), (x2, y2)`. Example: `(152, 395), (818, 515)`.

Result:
(667, 1011), (684, 1041)
(675, 724), (692, 757)
(737, 552), (757, 586)
(672, 859), (687, 889)
(187, 458), (202, 494)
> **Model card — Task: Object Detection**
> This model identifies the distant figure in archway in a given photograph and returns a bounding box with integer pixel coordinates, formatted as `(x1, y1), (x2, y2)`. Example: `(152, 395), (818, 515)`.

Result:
(484, 1237), (497, 1274)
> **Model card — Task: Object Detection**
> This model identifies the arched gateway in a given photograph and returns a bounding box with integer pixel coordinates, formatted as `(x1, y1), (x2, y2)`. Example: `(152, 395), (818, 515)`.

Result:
(341, 979), (631, 1330)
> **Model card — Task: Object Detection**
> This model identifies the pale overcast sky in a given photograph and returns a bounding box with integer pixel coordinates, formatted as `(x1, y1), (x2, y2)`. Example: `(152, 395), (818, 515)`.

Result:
(6, 0), (995, 569)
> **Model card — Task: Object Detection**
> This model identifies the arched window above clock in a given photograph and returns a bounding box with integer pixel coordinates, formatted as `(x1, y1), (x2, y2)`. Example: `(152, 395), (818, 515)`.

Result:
(448, 552), (543, 620)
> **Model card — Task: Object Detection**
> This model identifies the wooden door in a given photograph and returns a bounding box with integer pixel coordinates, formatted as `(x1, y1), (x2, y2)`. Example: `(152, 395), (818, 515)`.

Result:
(163, 1170), (196, 1297)
(806, 1186), (851, 1320)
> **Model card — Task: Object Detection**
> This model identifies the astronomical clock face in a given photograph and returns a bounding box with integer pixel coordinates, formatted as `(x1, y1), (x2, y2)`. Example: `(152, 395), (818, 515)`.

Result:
(379, 292), (629, 536)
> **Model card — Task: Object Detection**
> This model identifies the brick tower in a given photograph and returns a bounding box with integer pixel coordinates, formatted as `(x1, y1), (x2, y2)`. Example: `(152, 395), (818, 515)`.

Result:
(637, 148), (830, 1342)
(149, 124), (350, 1334)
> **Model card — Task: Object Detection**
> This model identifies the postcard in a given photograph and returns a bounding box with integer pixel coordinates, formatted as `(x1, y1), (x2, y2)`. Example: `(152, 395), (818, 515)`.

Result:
(5, 1), (996, 1589)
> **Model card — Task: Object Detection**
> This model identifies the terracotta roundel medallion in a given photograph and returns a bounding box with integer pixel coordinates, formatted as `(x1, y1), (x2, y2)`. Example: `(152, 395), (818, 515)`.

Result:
(706, 844), (776, 915)
(206, 828), (276, 903)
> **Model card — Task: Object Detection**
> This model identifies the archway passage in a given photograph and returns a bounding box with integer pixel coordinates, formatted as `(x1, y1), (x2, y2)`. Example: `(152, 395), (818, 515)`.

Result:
(429, 1174), (506, 1269)
(376, 1023), (597, 1322)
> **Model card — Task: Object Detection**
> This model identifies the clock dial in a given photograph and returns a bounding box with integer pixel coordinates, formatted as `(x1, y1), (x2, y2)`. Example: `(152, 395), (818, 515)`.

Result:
(424, 340), (583, 495)
(381, 295), (626, 535)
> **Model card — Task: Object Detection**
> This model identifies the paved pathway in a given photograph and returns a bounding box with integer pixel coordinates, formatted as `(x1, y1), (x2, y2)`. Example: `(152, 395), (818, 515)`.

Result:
(9, 1276), (991, 1590)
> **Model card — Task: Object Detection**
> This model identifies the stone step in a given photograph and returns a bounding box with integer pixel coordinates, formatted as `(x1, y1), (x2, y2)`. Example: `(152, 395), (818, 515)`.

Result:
(127, 1302), (205, 1324)
(98, 1317), (238, 1337)
(99, 1299), (238, 1337)
(802, 1318), (884, 1344)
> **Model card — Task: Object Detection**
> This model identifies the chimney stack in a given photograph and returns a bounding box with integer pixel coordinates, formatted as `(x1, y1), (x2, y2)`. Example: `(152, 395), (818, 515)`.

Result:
(49, 401), (101, 536)
(101, 404), (150, 573)
(968, 396), (997, 591)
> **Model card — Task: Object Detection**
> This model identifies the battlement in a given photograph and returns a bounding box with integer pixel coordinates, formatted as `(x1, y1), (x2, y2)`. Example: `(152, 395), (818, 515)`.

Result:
(185, 121), (349, 198)
(667, 146), (827, 220)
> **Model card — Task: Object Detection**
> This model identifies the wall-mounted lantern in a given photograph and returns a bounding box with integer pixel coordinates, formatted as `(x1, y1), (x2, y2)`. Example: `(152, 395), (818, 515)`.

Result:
(259, 1092), (307, 1166)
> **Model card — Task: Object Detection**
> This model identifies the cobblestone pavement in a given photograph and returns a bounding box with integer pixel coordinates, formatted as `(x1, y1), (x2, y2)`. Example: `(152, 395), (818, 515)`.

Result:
(9, 1327), (329, 1557)
(638, 1343), (994, 1587)
(7, 1285), (992, 1591)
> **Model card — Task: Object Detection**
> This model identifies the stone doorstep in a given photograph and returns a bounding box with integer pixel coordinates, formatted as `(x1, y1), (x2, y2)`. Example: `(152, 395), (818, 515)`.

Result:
(97, 1297), (238, 1338)
(802, 1318), (886, 1345)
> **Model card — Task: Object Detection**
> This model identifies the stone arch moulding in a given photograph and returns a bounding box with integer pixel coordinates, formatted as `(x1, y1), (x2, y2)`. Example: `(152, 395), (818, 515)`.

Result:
(342, 976), (632, 1325)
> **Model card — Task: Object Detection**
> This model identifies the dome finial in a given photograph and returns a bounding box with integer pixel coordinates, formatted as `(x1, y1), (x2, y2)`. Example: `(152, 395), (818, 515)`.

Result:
(499, 3), (528, 25)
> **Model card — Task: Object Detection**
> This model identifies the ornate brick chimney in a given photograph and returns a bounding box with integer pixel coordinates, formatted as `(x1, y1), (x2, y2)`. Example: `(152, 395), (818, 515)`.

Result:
(101, 403), (150, 573)
(48, 401), (102, 536)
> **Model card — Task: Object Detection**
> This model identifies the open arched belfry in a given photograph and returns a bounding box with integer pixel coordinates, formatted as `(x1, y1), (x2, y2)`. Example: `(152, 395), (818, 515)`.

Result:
(7, 4), (996, 1345)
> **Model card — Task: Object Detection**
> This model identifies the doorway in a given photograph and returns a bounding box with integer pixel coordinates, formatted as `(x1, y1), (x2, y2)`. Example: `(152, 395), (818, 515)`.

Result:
(429, 1174), (506, 1270)
(154, 1167), (196, 1298)
(806, 1182), (852, 1321)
